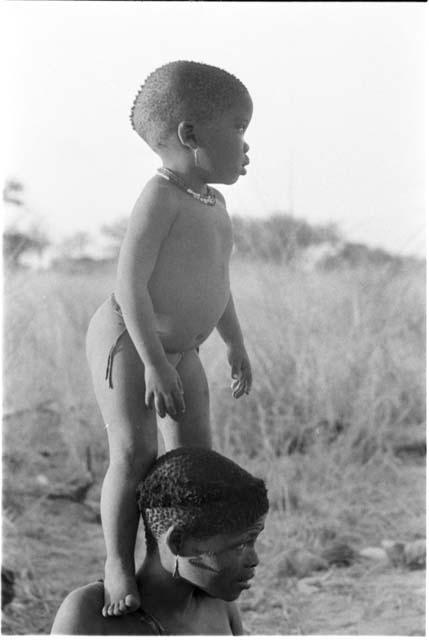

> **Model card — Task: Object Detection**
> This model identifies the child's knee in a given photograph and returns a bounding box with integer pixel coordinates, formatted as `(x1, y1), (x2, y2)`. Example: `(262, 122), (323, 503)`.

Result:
(108, 441), (157, 480)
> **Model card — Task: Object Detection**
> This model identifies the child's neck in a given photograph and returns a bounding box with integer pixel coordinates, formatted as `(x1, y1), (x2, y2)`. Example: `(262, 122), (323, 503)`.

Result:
(159, 158), (208, 193)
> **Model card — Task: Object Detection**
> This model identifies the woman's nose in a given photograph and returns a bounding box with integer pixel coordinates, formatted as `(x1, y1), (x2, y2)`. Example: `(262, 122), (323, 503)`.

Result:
(243, 141), (250, 154)
(244, 546), (259, 568)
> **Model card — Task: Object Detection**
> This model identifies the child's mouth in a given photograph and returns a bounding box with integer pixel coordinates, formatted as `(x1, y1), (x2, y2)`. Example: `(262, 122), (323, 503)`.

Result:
(240, 160), (249, 175)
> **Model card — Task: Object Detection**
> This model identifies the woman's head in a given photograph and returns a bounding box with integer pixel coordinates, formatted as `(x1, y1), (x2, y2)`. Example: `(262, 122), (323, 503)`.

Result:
(130, 60), (251, 150)
(138, 447), (269, 600)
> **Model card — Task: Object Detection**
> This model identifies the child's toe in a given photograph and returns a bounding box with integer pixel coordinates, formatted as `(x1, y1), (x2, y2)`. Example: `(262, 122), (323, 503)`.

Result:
(118, 599), (128, 614)
(125, 593), (140, 612)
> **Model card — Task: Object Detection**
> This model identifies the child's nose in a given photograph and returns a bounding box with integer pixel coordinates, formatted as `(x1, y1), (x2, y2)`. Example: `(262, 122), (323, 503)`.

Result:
(243, 141), (250, 153)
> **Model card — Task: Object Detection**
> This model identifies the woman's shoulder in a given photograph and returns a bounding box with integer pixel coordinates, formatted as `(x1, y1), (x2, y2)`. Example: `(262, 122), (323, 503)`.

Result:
(52, 582), (161, 636)
(212, 599), (243, 635)
(193, 594), (243, 635)
(225, 601), (244, 635)
(51, 581), (105, 634)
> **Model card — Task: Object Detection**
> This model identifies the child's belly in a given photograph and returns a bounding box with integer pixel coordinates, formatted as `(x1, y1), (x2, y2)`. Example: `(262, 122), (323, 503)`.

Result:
(144, 205), (234, 352)
(148, 264), (230, 352)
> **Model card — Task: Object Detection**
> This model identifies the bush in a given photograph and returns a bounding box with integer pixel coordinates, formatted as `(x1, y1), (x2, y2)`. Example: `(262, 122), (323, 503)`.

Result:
(231, 213), (340, 263)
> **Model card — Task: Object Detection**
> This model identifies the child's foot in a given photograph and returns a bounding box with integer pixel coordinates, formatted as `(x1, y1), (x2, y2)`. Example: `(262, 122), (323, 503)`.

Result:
(102, 564), (140, 617)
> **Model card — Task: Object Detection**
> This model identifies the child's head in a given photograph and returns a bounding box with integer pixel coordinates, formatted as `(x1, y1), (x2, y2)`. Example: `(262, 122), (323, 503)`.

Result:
(138, 447), (268, 600)
(130, 60), (251, 151)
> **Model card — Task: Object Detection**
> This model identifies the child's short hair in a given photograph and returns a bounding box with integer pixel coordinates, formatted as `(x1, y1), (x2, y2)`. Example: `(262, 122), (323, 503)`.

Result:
(130, 60), (250, 149)
(138, 447), (268, 549)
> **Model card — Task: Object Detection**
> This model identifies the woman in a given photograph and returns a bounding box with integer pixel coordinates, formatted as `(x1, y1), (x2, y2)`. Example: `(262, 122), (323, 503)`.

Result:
(51, 447), (269, 635)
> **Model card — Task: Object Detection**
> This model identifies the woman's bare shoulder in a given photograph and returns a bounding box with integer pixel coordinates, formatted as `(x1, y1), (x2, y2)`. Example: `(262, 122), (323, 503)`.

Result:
(196, 596), (243, 635)
(51, 582), (159, 636)
(51, 581), (105, 635)
(226, 601), (244, 635)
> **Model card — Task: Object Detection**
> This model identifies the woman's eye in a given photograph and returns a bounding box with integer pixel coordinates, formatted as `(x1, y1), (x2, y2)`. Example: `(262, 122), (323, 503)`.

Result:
(235, 540), (253, 551)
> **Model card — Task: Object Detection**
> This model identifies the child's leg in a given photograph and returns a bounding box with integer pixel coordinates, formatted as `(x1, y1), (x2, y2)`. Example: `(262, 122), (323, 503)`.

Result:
(158, 348), (212, 450)
(86, 304), (157, 617)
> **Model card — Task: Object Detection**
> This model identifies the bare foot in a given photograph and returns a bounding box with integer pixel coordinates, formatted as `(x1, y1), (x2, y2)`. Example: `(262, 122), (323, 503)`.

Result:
(102, 563), (140, 617)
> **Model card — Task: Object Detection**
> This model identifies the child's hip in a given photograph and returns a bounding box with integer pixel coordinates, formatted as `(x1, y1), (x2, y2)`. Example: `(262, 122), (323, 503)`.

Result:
(86, 295), (191, 389)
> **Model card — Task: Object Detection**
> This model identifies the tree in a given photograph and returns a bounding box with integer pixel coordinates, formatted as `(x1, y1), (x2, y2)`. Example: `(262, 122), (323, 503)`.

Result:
(3, 180), (49, 267)
(100, 218), (128, 257)
(58, 231), (92, 260)
(3, 180), (24, 207)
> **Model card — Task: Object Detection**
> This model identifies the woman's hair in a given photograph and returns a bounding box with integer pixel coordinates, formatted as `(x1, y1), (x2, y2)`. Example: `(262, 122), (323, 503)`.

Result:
(130, 60), (250, 149)
(138, 447), (268, 550)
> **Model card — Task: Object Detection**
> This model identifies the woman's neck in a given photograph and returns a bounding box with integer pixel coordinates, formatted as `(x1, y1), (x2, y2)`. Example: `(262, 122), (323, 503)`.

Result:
(137, 554), (197, 617)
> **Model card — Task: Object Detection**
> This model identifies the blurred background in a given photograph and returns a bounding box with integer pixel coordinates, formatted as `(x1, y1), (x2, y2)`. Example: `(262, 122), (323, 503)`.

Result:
(2, 3), (426, 635)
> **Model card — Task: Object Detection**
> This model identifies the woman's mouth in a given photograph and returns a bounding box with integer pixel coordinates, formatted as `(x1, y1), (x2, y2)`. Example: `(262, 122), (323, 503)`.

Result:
(235, 572), (254, 589)
(236, 580), (251, 589)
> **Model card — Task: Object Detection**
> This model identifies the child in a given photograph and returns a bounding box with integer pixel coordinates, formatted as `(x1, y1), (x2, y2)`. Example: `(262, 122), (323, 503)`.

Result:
(86, 60), (253, 617)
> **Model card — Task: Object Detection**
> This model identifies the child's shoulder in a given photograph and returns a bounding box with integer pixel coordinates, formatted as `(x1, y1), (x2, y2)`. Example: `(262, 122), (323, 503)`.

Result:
(137, 173), (177, 204)
(130, 174), (180, 223)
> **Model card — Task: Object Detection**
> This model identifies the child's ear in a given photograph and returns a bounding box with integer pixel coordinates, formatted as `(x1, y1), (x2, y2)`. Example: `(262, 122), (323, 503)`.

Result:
(177, 121), (197, 151)
(166, 525), (185, 555)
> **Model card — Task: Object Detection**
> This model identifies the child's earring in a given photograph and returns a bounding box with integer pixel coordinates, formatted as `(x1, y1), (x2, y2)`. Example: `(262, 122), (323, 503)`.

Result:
(193, 148), (199, 168)
(173, 555), (180, 579)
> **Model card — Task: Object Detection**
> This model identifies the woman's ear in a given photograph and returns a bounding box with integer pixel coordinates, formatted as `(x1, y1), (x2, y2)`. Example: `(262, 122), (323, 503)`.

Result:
(177, 121), (197, 151)
(166, 525), (185, 556)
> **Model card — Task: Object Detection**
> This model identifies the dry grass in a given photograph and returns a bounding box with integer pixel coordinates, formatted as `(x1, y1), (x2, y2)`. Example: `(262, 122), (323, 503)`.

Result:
(2, 258), (425, 634)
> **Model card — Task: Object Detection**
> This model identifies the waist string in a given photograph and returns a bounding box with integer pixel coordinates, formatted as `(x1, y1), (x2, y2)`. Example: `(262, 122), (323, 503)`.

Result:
(105, 330), (126, 389)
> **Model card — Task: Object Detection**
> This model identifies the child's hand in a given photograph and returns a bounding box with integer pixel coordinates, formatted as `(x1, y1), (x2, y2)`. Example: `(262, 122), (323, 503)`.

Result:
(227, 344), (252, 399)
(145, 362), (185, 418)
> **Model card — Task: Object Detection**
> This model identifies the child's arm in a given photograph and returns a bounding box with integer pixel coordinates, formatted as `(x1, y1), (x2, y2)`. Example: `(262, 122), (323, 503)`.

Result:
(216, 293), (244, 347)
(216, 293), (252, 397)
(115, 179), (185, 418)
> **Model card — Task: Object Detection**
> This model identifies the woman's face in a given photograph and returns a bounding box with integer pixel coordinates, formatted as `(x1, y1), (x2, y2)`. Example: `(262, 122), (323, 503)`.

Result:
(178, 516), (265, 601)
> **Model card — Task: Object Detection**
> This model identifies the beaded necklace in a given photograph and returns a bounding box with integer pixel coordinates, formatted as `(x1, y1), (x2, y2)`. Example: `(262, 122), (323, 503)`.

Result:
(157, 167), (216, 206)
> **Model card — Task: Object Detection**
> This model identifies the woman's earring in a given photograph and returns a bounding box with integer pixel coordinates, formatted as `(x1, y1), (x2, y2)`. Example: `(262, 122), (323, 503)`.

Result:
(193, 148), (199, 168)
(173, 555), (180, 579)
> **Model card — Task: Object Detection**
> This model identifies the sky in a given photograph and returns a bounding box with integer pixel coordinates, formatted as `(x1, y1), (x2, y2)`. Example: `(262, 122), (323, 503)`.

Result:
(3, 2), (426, 257)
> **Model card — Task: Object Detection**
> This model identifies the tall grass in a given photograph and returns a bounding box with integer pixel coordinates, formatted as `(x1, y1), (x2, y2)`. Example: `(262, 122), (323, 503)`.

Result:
(205, 260), (425, 459)
(3, 258), (424, 480)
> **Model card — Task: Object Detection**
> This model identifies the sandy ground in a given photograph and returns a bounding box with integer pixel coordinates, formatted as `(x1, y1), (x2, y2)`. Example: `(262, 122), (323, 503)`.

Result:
(241, 561), (425, 635)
